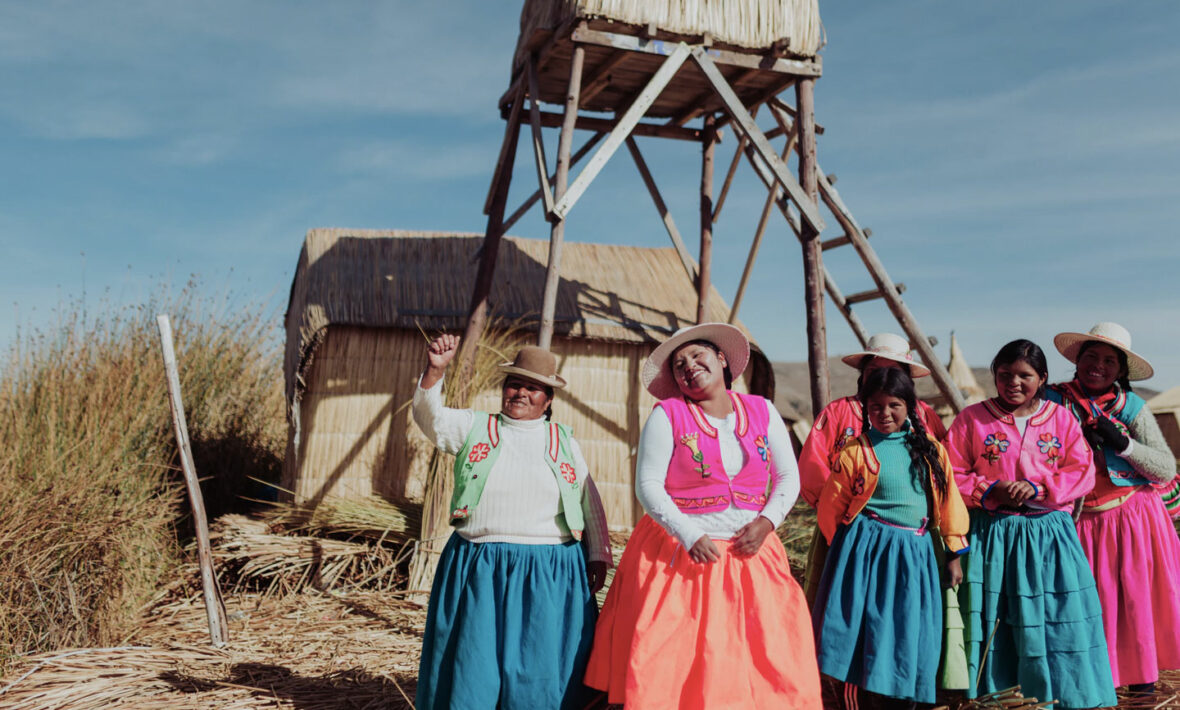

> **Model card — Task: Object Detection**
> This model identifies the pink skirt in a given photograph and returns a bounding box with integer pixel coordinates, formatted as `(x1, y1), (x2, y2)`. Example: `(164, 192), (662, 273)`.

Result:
(1076, 487), (1180, 687)
(584, 515), (821, 709)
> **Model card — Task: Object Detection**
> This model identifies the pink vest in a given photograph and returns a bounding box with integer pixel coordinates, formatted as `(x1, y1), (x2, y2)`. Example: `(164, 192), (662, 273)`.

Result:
(659, 392), (774, 514)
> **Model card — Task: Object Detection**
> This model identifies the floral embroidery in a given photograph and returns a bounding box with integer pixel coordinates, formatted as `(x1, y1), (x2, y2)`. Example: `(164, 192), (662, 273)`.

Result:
(851, 474), (866, 496)
(755, 435), (769, 463)
(1038, 433), (1062, 463)
(680, 432), (711, 478)
(560, 462), (577, 484)
(835, 426), (856, 453)
(451, 505), (470, 520)
(468, 442), (491, 464)
(983, 432), (1010, 463)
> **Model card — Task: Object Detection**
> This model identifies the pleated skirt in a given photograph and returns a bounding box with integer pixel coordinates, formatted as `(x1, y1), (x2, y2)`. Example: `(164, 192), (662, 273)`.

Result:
(959, 509), (1116, 709)
(584, 515), (821, 709)
(812, 514), (943, 703)
(1076, 488), (1180, 687)
(415, 533), (597, 710)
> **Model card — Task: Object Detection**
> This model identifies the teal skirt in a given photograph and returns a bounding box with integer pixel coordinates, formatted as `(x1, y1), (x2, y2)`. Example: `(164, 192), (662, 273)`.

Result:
(812, 514), (942, 703)
(415, 534), (597, 710)
(959, 510), (1116, 709)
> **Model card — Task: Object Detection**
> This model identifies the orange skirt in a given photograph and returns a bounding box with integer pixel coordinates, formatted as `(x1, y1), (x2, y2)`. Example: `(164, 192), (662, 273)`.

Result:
(584, 515), (821, 709)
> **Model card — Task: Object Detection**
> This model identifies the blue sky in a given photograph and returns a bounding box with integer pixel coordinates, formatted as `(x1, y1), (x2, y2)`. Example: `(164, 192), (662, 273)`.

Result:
(1, 1), (1177, 393)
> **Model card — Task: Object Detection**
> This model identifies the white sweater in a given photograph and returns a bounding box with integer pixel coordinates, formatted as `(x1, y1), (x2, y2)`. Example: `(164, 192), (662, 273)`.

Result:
(412, 377), (612, 565)
(636, 398), (801, 550)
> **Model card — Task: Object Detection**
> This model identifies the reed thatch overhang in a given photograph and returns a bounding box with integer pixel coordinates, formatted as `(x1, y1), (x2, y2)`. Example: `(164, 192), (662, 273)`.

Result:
(508, 0), (823, 120)
(284, 228), (776, 411)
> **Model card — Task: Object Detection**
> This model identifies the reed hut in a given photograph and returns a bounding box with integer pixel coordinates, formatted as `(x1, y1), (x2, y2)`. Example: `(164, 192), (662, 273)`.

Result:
(282, 228), (776, 531)
(1148, 386), (1180, 460)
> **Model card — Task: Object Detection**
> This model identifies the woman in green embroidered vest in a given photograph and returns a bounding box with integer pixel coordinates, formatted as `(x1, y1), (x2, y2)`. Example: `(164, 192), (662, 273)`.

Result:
(413, 334), (612, 710)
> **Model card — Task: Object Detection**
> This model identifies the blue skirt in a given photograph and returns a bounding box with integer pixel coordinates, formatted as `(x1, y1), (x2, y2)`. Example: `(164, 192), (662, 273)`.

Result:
(812, 514), (942, 703)
(415, 534), (597, 710)
(959, 510), (1116, 709)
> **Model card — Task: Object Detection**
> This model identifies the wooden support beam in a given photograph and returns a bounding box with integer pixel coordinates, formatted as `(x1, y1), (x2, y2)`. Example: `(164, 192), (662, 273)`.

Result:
(509, 108), (702, 141)
(539, 44), (585, 348)
(712, 105), (758, 225)
(821, 276), (871, 349)
(697, 114), (716, 324)
(484, 81), (527, 215)
(551, 42), (692, 222)
(768, 96), (824, 134)
(527, 56), (556, 220)
(796, 77), (829, 416)
(502, 132), (604, 233)
(820, 228), (873, 251)
(690, 47), (826, 233)
(497, 18), (579, 111)
(844, 283), (906, 305)
(667, 68), (759, 127)
(713, 76), (797, 133)
(816, 167), (968, 413)
(729, 134), (793, 324)
(580, 51), (631, 105)
(626, 136), (698, 284)
(572, 26), (822, 77)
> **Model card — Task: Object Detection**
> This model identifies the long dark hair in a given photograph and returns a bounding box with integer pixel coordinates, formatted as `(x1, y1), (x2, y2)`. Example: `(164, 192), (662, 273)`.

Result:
(859, 367), (948, 497)
(673, 339), (733, 390)
(990, 339), (1048, 399)
(855, 358), (911, 397)
(1075, 340), (1133, 393)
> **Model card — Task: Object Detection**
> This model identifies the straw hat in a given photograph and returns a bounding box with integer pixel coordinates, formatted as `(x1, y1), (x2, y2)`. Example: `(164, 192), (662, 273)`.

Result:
(840, 333), (931, 378)
(1053, 322), (1153, 381)
(642, 323), (750, 400)
(497, 345), (568, 389)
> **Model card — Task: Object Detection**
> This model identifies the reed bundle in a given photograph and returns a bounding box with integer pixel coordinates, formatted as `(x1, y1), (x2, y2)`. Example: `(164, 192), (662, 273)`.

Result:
(262, 495), (422, 546)
(957, 686), (1056, 709)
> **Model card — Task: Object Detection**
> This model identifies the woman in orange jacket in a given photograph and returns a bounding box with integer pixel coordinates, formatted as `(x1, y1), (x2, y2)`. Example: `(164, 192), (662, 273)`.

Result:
(812, 367), (968, 709)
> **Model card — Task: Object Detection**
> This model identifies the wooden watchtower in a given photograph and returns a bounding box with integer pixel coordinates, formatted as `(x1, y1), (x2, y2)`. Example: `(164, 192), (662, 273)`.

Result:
(457, 0), (966, 418)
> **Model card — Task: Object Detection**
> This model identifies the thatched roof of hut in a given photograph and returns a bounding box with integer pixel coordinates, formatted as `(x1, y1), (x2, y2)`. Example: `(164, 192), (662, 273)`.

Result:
(284, 229), (767, 407)
(515, 0), (824, 68)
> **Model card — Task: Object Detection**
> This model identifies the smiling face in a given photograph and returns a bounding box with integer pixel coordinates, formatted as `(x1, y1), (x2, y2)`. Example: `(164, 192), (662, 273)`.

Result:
(865, 391), (909, 434)
(671, 341), (728, 398)
(1076, 342), (1124, 394)
(994, 359), (1046, 410)
(500, 375), (553, 420)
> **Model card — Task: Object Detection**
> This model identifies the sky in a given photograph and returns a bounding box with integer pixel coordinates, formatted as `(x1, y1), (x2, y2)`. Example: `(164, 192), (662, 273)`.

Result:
(1, 1), (1178, 394)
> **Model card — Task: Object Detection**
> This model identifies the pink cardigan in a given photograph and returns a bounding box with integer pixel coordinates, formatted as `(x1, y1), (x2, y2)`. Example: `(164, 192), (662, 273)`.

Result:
(944, 399), (1096, 512)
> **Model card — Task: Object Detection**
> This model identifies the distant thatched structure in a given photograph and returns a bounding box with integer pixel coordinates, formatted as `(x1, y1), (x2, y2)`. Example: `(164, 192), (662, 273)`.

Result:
(282, 229), (776, 530)
(1148, 386), (1180, 460)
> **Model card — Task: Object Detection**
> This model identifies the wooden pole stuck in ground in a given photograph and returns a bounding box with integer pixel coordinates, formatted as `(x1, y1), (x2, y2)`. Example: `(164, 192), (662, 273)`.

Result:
(156, 314), (228, 648)
(796, 78), (830, 417)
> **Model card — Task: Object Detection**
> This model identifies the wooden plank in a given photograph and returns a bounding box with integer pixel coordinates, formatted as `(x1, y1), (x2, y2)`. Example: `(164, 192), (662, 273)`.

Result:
(845, 283), (906, 305)
(551, 42), (692, 222)
(769, 96), (824, 134)
(514, 108), (702, 141)
(713, 76), (797, 133)
(711, 105), (758, 224)
(816, 168), (968, 413)
(625, 136), (698, 284)
(484, 81), (526, 215)
(503, 132), (604, 233)
(527, 56), (556, 219)
(580, 51), (631, 105)
(571, 26), (822, 77)
(667, 68), (758, 127)
(538, 44), (585, 349)
(729, 134), (793, 323)
(690, 47), (826, 234)
(156, 314), (228, 648)
(697, 114), (716, 324)
(796, 78), (829, 416)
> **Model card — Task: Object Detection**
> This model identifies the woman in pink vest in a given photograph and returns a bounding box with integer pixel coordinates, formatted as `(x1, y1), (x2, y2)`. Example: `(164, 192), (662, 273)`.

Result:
(585, 323), (821, 709)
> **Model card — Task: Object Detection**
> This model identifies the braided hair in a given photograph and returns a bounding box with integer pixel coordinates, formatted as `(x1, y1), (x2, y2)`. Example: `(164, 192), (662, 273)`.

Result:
(859, 367), (949, 497)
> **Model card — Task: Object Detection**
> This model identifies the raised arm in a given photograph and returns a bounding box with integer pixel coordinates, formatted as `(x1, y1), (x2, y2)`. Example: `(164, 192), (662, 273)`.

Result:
(412, 334), (473, 454)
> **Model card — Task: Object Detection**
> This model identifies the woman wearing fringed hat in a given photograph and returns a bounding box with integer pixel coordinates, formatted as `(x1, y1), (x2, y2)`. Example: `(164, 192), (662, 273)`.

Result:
(411, 334), (612, 710)
(584, 322), (821, 709)
(1045, 322), (1180, 698)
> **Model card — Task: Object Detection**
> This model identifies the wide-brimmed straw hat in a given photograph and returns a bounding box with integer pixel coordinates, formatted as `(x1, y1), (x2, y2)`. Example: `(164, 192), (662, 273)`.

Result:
(840, 332), (931, 378)
(1053, 322), (1153, 381)
(498, 345), (568, 389)
(642, 322), (750, 400)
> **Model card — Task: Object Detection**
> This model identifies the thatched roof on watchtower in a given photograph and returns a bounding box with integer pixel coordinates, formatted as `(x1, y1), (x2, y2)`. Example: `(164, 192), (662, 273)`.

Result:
(516, 0), (824, 68)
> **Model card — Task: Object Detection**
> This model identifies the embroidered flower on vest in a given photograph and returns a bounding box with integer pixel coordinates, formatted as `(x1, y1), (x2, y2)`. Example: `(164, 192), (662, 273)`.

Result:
(560, 462), (577, 484)
(451, 505), (470, 520)
(851, 474), (866, 496)
(679, 432), (711, 478)
(835, 426), (856, 453)
(983, 432), (1010, 463)
(468, 442), (491, 464)
(1037, 433), (1062, 463)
